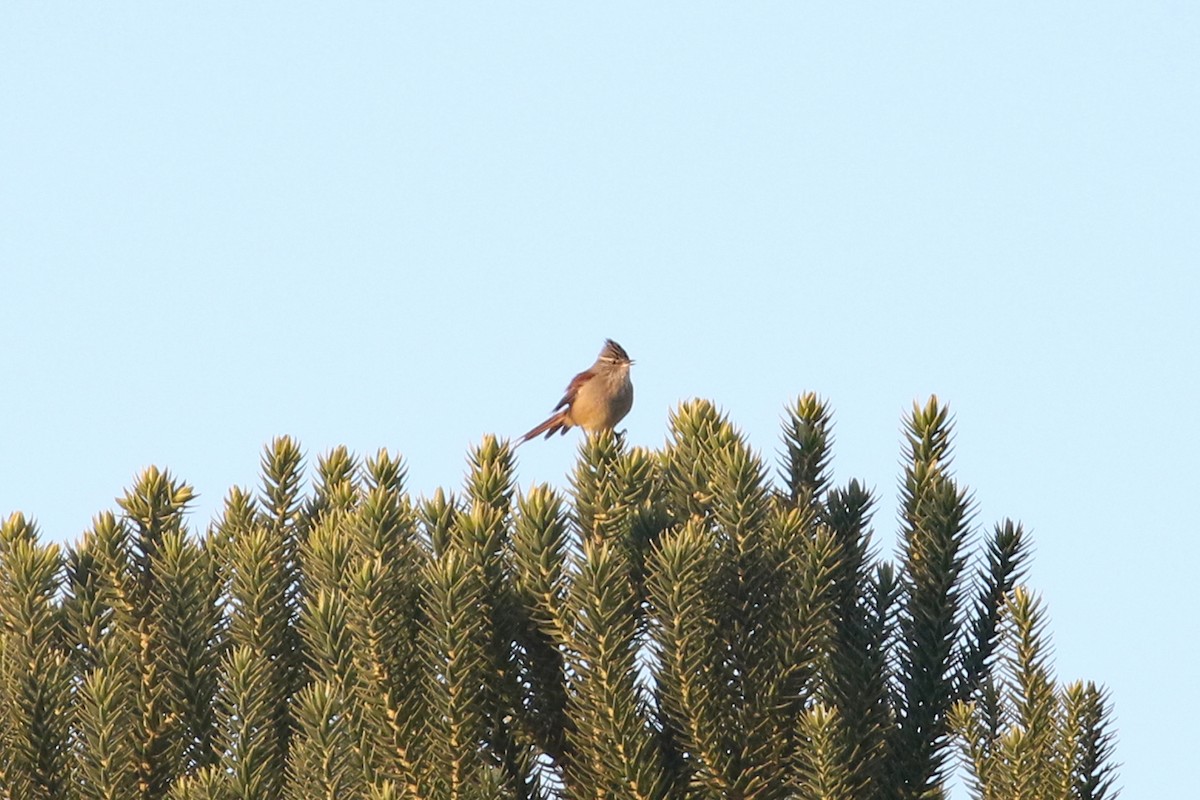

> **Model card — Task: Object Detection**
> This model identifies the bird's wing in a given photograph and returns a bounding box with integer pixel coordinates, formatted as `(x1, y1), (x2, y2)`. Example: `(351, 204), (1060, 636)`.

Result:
(555, 368), (594, 411)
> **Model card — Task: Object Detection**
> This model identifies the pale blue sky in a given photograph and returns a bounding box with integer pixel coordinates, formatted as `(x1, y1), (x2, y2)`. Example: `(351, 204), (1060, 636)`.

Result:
(2, 4), (1197, 796)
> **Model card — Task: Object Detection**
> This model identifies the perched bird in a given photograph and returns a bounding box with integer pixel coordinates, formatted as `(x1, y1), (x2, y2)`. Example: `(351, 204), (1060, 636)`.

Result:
(520, 339), (634, 443)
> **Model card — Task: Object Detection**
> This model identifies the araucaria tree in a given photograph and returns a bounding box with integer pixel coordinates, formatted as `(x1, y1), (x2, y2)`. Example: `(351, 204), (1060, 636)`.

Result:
(0, 395), (1118, 800)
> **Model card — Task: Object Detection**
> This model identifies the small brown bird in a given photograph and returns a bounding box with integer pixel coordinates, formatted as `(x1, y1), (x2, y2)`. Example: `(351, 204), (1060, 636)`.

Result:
(520, 339), (634, 443)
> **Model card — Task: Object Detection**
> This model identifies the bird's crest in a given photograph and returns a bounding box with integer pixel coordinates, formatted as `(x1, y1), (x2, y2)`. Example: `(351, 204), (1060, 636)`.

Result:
(600, 339), (632, 364)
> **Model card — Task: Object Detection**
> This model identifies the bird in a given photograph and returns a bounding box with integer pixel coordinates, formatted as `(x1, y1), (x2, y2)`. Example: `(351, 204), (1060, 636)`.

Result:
(520, 339), (634, 443)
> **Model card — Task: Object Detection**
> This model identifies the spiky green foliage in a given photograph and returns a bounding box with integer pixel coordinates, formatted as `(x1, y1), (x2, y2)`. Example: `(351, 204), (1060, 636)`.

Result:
(75, 666), (139, 800)
(949, 588), (1120, 800)
(794, 704), (855, 800)
(167, 765), (229, 800)
(510, 484), (573, 774)
(1059, 682), (1118, 800)
(215, 437), (307, 799)
(59, 467), (217, 799)
(217, 646), (279, 800)
(345, 451), (429, 795)
(154, 529), (225, 776)
(286, 679), (368, 800)
(565, 539), (667, 799)
(781, 393), (835, 507)
(461, 436), (538, 799)
(891, 398), (980, 800)
(813, 481), (895, 800)
(0, 395), (1119, 800)
(121, 469), (198, 795)
(956, 521), (1030, 704)
(650, 400), (845, 799)
(67, 514), (142, 800)
(0, 514), (72, 800)
(420, 547), (493, 798)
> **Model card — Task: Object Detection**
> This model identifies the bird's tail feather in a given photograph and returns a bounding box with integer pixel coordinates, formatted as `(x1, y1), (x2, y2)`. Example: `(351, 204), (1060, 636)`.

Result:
(520, 411), (571, 443)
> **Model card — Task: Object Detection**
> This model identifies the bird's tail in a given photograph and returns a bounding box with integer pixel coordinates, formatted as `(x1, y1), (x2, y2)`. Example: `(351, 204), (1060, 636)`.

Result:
(519, 411), (571, 444)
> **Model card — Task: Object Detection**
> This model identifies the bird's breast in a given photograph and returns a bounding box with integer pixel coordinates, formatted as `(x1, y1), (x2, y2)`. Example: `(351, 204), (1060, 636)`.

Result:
(569, 371), (633, 431)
